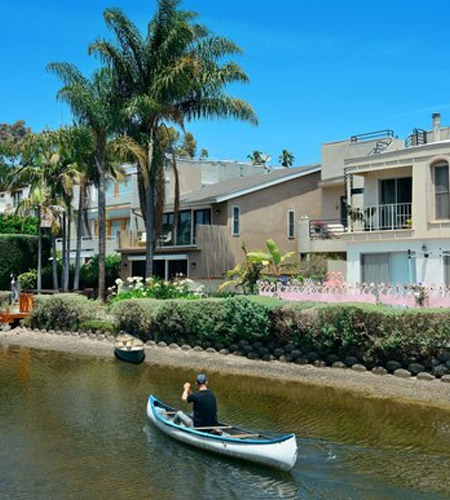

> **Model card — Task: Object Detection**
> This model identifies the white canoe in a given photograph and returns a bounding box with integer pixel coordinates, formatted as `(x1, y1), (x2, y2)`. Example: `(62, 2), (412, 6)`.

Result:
(146, 395), (298, 471)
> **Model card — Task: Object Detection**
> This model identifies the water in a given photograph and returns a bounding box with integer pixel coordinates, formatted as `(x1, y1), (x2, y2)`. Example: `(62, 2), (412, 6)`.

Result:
(1, 344), (450, 500)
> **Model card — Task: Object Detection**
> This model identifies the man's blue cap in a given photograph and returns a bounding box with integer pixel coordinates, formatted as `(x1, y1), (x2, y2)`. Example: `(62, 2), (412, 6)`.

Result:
(196, 374), (207, 384)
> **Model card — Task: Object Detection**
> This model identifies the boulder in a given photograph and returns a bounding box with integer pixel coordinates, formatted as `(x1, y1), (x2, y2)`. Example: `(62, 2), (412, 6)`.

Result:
(258, 347), (270, 358)
(344, 356), (359, 367)
(440, 375), (450, 383)
(325, 354), (340, 366)
(169, 343), (179, 349)
(219, 349), (229, 355)
(393, 368), (411, 378)
(157, 341), (167, 348)
(385, 360), (402, 373)
(273, 348), (285, 358)
(432, 364), (449, 378)
(352, 364), (367, 372)
(238, 339), (249, 348)
(181, 344), (191, 351)
(372, 366), (387, 375)
(416, 372), (435, 381)
(79, 333), (87, 338)
(290, 349), (302, 361)
(294, 357), (309, 365)
(423, 358), (440, 369)
(313, 360), (327, 368)
(96, 334), (106, 341)
(252, 341), (263, 350)
(214, 343), (225, 351)
(438, 351), (450, 363)
(306, 351), (319, 362)
(228, 344), (238, 353)
(278, 355), (287, 363)
(89, 333), (97, 340)
(262, 354), (274, 362)
(242, 345), (253, 355)
(284, 343), (295, 354)
(205, 347), (217, 354)
(146, 340), (156, 346)
(193, 345), (203, 352)
(408, 363), (425, 376)
(202, 341), (212, 349)
(233, 350), (243, 356)
(247, 352), (259, 360)
(332, 361), (346, 369)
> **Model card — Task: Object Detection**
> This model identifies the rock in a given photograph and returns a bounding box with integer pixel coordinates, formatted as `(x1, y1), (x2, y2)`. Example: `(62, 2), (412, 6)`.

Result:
(97, 334), (106, 341)
(284, 343), (295, 354)
(447, 360), (450, 369)
(290, 349), (302, 361)
(228, 344), (238, 353)
(417, 372), (435, 381)
(79, 333), (87, 338)
(49, 329), (56, 335)
(372, 366), (387, 375)
(202, 341), (212, 349)
(146, 340), (156, 346)
(408, 363), (425, 376)
(106, 335), (114, 342)
(157, 341), (167, 348)
(438, 351), (450, 363)
(247, 352), (259, 360)
(325, 354), (340, 365)
(332, 361), (346, 369)
(242, 345), (253, 355)
(63, 331), (71, 336)
(252, 341), (263, 350)
(295, 357), (309, 365)
(352, 364), (367, 372)
(273, 348), (285, 358)
(89, 334), (97, 340)
(314, 360), (327, 368)
(344, 356), (359, 367)
(278, 355), (287, 363)
(262, 354), (274, 362)
(206, 347), (217, 354)
(394, 368), (411, 378)
(440, 375), (450, 383)
(169, 343), (179, 349)
(306, 351), (319, 362)
(423, 358), (440, 369)
(432, 364), (449, 378)
(219, 349), (229, 355)
(193, 345), (203, 352)
(258, 347), (269, 358)
(181, 344), (191, 351)
(233, 350), (243, 356)
(238, 340), (249, 348)
(214, 343), (225, 351)
(385, 360), (402, 373)
(71, 331), (79, 336)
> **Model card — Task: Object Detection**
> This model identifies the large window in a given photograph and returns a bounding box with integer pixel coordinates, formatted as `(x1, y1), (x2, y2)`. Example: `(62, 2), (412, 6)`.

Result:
(361, 252), (416, 285)
(160, 210), (192, 246)
(232, 205), (240, 236)
(434, 163), (450, 220)
(287, 210), (295, 238)
(193, 209), (211, 243)
(445, 256), (450, 286)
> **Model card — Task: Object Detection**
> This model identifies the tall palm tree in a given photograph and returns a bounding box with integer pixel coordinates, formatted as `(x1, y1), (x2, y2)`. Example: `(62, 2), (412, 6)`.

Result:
(89, 0), (257, 277)
(279, 149), (294, 167)
(46, 66), (122, 300)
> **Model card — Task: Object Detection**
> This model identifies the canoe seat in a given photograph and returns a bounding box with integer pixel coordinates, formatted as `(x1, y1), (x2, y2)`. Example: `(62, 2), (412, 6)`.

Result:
(229, 433), (259, 439)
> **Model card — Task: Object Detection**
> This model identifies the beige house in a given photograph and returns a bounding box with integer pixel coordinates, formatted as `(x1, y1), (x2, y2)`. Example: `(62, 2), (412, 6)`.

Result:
(118, 165), (321, 281)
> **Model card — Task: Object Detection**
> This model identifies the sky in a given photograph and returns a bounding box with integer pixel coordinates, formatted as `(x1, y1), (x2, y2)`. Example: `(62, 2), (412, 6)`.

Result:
(2, 0), (450, 165)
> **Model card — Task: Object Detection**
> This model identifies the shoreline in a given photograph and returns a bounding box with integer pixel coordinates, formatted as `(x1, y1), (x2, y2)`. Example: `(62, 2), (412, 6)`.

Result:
(2, 327), (450, 412)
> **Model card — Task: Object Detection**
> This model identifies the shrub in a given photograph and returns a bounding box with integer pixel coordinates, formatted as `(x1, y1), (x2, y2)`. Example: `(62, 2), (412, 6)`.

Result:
(0, 234), (51, 289)
(0, 214), (39, 235)
(27, 293), (101, 330)
(79, 319), (116, 334)
(0, 290), (11, 307)
(18, 270), (37, 290)
(80, 254), (121, 289)
(110, 299), (162, 339)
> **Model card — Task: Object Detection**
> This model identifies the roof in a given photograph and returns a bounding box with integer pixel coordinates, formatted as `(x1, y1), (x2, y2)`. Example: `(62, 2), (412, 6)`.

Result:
(170, 164), (321, 207)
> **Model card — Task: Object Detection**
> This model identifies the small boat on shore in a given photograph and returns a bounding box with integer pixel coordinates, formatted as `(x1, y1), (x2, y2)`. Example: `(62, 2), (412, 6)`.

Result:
(146, 395), (298, 471)
(114, 334), (145, 364)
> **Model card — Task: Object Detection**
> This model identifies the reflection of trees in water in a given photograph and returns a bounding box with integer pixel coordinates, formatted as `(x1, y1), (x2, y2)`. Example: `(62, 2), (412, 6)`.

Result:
(17, 348), (31, 386)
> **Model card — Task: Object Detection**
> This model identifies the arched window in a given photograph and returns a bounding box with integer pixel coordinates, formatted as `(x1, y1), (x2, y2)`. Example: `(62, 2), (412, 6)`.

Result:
(432, 161), (450, 220)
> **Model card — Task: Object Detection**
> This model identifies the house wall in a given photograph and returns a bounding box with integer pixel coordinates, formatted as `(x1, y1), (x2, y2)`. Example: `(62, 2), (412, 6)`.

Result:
(321, 185), (344, 219)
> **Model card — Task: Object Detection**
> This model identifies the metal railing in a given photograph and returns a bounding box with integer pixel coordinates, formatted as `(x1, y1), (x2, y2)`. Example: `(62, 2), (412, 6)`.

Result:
(350, 130), (394, 143)
(405, 128), (427, 147)
(309, 219), (347, 240)
(350, 203), (412, 231)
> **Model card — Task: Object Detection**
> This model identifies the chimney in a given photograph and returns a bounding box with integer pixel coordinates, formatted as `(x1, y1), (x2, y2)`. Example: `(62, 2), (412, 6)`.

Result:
(432, 112), (441, 142)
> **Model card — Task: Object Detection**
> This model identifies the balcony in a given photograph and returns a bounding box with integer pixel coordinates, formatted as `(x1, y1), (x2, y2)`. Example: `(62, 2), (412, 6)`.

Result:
(349, 203), (412, 232)
(299, 217), (347, 253)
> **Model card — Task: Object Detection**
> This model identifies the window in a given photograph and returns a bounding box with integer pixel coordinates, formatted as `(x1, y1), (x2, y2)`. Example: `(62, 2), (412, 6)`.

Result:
(13, 190), (23, 207)
(193, 209), (211, 243)
(287, 210), (295, 238)
(434, 163), (450, 220)
(232, 206), (240, 236)
(445, 256), (450, 286)
(361, 252), (416, 285)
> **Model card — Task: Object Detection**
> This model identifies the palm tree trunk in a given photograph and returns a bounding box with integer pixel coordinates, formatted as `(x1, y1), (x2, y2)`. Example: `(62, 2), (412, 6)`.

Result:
(74, 186), (84, 290)
(52, 234), (59, 291)
(37, 207), (42, 292)
(145, 183), (156, 278)
(96, 148), (106, 302)
(61, 211), (66, 290)
(65, 208), (71, 291)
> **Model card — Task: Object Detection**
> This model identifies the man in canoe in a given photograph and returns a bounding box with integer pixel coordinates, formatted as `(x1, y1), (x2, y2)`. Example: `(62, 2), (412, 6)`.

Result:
(173, 374), (218, 430)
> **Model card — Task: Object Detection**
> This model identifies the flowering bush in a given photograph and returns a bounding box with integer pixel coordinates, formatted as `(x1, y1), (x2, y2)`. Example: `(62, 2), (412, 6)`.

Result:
(110, 276), (204, 302)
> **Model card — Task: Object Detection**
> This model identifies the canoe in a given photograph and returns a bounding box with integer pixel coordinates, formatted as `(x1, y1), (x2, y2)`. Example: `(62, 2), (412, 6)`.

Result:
(146, 395), (298, 471)
(114, 334), (145, 364)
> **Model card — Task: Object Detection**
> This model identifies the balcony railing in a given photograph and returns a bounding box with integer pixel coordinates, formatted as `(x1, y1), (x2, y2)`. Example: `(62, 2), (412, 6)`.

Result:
(350, 203), (412, 232)
(309, 219), (346, 240)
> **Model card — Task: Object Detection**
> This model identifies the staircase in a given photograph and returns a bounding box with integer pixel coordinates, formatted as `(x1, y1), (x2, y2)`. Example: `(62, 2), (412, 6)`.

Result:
(368, 138), (393, 155)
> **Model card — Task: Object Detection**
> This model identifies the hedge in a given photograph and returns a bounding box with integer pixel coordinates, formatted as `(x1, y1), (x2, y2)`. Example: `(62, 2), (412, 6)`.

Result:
(0, 290), (10, 307)
(0, 234), (50, 289)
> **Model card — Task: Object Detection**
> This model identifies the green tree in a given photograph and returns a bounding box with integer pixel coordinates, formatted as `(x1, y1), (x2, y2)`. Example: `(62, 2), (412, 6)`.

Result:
(279, 149), (294, 167)
(89, 0), (257, 278)
(178, 132), (197, 158)
(199, 148), (209, 159)
(0, 121), (31, 189)
(247, 239), (296, 276)
(247, 151), (266, 165)
(47, 66), (122, 300)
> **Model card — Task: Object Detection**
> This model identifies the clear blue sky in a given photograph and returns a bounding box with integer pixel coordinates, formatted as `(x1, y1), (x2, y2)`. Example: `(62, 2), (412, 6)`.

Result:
(2, 0), (450, 165)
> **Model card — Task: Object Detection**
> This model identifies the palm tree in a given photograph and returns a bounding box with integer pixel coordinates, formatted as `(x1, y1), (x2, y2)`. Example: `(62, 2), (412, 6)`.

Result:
(247, 151), (266, 165)
(279, 149), (294, 167)
(89, 0), (257, 278)
(46, 65), (122, 300)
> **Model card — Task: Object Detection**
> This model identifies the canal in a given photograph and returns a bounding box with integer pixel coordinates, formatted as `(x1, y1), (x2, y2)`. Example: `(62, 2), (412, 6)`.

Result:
(1, 344), (449, 499)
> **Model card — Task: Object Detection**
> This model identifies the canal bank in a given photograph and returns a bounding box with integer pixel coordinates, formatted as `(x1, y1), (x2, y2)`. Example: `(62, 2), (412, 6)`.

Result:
(2, 327), (450, 412)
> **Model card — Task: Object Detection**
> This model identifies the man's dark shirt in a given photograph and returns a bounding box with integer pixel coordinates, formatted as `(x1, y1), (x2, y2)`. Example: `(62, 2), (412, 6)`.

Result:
(187, 389), (218, 428)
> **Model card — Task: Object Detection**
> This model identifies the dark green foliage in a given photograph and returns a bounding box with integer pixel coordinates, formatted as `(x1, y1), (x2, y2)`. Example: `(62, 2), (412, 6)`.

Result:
(27, 293), (99, 330)
(79, 319), (116, 334)
(80, 254), (121, 289)
(0, 234), (50, 289)
(0, 215), (39, 235)
(0, 290), (11, 307)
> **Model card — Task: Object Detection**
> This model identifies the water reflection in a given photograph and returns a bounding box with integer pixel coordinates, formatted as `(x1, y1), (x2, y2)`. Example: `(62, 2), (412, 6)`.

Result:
(0, 345), (449, 500)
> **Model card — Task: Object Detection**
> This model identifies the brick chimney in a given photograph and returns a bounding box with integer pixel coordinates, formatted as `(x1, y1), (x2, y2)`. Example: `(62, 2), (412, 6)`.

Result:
(432, 112), (441, 142)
